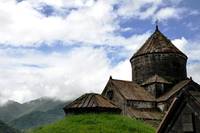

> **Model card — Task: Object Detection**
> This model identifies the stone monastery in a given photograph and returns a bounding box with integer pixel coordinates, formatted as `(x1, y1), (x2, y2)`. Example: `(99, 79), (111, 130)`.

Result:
(64, 26), (200, 131)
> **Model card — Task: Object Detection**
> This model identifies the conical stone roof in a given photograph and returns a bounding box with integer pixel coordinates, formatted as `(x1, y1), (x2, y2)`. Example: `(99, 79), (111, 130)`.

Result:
(131, 27), (187, 59)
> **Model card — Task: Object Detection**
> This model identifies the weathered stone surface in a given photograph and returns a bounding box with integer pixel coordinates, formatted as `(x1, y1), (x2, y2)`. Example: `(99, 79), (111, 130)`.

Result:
(157, 90), (200, 133)
(131, 53), (187, 85)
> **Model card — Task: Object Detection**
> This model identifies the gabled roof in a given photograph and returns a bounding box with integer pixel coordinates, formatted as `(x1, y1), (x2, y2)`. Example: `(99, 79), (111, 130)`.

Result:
(103, 77), (193, 102)
(64, 93), (119, 109)
(157, 79), (191, 102)
(131, 27), (187, 59)
(157, 89), (200, 133)
(142, 74), (172, 86)
(103, 78), (155, 101)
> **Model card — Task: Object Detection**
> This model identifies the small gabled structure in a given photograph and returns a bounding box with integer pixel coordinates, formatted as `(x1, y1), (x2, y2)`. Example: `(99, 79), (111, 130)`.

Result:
(102, 76), (155, 102)
(142, 74), (172, 86)
(142, 74), (172, 98)
(157, 89), (200, 133)
(156, 79), (192, 111)
(63, 93), (121, 115)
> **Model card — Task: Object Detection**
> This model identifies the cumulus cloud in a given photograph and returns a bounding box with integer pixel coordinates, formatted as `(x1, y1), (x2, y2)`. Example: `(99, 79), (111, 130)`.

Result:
(0, 46), (133, 104)
(0, 0), (117, 45)
(172, 38), (200, 84)
(116, 0), (162, 19)
(172, 37), (188, 52)
(0, 0), (191, 46)
(111, 59), (131, 80)
(154, 7), (185, 21)
(188, 63), (200, 83)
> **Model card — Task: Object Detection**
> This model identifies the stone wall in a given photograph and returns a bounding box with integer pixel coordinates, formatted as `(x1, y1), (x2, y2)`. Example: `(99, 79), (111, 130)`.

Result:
(127, 100), (156, 109)
(144, 83), (170, 98)
(131, 53), (187, 85)
(102, 86), (126, 114)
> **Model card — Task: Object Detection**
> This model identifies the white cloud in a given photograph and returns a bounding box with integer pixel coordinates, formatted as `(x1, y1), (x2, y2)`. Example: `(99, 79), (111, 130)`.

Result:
(28, 0), (97, 9)
(0, 0), (190, 46)
(188, 63), (200, 83)
(117, 0), (162, 19)
(172, 38), (200, 84)
(111, 59), (131, 80)
(0, 47), (133, 104)
(0, 0), (117, 46)
(154, 7), (185, 21)
(115, 0), (187, 21)
(172, 37), (188, 52)
(172, 38), (200, 61)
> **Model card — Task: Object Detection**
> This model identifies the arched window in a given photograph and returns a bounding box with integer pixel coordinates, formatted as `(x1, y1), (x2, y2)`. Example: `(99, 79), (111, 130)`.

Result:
(107, 90), (113, 100)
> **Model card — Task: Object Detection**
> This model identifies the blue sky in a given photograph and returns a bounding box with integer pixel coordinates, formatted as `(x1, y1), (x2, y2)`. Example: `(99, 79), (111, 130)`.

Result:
(0, 0), (200, 104)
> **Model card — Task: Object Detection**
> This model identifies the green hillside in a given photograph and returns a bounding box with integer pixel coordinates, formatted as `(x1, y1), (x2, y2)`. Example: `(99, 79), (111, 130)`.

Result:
(30, 114), (155, 133)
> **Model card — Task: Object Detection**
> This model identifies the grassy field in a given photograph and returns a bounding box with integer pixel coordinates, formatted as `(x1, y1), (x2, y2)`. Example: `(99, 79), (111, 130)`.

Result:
(29, 113), (155, 133)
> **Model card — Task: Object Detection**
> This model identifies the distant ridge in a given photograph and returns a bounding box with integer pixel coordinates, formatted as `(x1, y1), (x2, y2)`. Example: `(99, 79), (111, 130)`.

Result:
(0, 97), (70, 130)
(0, 120), (19, 133)
(0, 97), (66, 122)
(9, 102), (67, 130)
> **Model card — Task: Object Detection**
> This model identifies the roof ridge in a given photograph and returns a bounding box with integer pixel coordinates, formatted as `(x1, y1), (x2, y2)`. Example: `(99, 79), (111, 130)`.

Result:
(110, 78), (133, 83)
(86, 94), (95, 107)
(78, 94), (90, 108)
(142, 74), (171, 86)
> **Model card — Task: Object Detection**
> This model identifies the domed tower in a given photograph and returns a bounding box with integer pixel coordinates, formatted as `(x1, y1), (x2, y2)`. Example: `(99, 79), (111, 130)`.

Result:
(130, 26), (187, 97)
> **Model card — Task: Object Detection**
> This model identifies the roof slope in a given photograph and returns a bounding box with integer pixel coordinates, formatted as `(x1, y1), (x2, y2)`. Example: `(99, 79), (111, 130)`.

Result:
(142, 74), (172, 86)
(127, 107), (163, 120)
(64, 93), (119, 109)
(104, 78), (155, 101)
(157, 79), (191, 101)
(131, 27), (187, 59)
(157, 90), (200, 133)
(103, 78), (193, 102)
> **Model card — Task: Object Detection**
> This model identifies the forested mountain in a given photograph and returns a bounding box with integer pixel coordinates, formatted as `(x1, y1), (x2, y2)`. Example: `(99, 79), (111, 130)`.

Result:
(0, 98), (70, 130)
(9, 102), (67, 130)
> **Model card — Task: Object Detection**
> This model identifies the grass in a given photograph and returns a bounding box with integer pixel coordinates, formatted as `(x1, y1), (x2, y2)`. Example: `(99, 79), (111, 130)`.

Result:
(29, 113), (155, 133)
